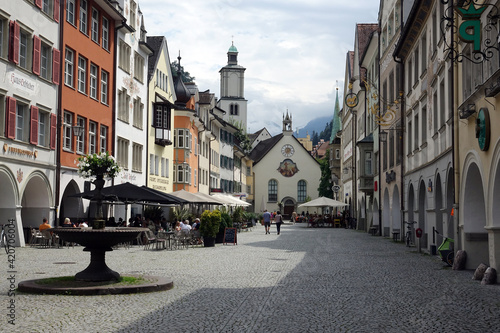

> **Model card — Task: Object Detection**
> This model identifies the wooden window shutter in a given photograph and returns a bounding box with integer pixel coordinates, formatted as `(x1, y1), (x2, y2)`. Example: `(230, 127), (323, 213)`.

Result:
(33, 35), (41, 75)
(52, 48), (60, 85)
(30, 105), (39, 145)
(9, 21), (20, 64)
(50, 113), (57, 149)
(53, 0), (60, 23)
(35, 0), (42, 9)
(6, 96), (16, 139)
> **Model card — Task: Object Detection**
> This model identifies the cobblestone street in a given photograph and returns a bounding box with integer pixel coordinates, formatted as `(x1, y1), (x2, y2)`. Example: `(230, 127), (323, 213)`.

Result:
(2, 223), (499, 333)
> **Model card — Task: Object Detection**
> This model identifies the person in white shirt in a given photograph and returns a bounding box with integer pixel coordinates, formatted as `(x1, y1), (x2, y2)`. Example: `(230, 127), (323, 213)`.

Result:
(180, 220), (192, 234)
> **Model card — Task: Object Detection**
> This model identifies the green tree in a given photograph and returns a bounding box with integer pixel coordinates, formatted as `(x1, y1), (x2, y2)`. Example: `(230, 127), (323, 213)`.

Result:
(171, 60), (195, 83)
(317, 150), (333, 198)
(230, 120), (252, 153)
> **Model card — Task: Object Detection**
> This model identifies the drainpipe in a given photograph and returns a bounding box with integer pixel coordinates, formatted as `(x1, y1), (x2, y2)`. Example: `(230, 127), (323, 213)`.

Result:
(111, 22), (125, 186)
(450, 7), (460, 247)
(55, 2), (64, 226)
(393, 56), (404, 238)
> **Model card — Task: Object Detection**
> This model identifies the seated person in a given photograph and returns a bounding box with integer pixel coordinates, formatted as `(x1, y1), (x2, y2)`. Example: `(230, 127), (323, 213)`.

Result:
(180, 219), (192, 234)
(174, 221), (182, 232)
(78, 221), (88, 227)
(192, 218), (202, 244)
(192, 218), (200, 231)
(62, 218), (75, 227)
(39, 218), (51, 231)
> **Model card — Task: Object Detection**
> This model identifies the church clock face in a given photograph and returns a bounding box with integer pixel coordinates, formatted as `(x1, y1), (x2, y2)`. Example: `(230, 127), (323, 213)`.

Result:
(281, 144), (295, 157)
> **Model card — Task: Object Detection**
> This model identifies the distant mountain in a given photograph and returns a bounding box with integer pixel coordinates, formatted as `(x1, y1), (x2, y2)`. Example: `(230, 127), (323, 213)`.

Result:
(295, 116), (331, 139)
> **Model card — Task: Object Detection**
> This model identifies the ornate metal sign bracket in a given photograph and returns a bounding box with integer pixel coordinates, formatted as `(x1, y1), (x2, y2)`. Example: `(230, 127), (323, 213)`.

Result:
(441, 0), (500, 64)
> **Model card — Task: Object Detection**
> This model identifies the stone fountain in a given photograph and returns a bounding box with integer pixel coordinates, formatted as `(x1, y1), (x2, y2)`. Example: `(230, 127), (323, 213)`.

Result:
(51, 227), (145, 281)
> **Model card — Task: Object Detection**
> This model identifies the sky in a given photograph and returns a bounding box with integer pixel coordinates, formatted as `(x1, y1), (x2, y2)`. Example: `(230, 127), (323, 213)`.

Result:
(139, 0), (380, 136)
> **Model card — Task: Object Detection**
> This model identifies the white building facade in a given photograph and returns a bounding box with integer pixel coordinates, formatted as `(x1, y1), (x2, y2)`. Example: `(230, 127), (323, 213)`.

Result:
(0, 0), (60, 245)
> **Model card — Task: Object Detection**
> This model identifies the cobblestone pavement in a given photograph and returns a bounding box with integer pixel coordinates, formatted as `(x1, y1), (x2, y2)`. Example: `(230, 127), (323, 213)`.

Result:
(2, 223), (500, 333)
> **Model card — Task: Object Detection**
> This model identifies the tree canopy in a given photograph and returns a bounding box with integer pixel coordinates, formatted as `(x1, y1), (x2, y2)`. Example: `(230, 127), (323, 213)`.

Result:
(317, 149), (333, 198)
(171, 60), (195, 83)
(312, 120), (333, 146)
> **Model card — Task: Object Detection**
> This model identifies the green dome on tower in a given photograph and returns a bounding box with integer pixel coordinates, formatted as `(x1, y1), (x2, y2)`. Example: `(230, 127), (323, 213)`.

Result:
(228, 42), (238, 53)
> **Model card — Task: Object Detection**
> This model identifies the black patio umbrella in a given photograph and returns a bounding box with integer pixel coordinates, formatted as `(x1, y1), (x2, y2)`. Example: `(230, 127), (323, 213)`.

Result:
(72, 182), (186, 205)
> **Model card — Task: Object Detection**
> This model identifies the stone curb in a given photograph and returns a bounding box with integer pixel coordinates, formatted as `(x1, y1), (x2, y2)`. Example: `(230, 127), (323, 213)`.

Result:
(17, 275), (173, 296)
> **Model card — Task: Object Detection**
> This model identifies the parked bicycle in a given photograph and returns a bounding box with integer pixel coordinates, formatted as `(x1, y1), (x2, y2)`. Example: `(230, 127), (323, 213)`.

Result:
(0, 224), (9, 254)
(404, 221), (417, 247)
(434, 229), (454, 266)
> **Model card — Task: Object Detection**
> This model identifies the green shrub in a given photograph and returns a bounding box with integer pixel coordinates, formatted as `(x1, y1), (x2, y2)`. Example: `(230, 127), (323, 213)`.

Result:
(200, 210), (221, 238)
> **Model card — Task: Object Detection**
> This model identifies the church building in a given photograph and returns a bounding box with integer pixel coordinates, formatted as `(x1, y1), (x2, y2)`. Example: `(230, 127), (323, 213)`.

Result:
(250, 113), (321, 218)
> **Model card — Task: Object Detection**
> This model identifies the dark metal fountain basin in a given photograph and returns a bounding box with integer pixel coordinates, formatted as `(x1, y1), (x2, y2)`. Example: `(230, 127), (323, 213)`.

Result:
(52, 227), (146, 249)
(51, 227), (147, 281)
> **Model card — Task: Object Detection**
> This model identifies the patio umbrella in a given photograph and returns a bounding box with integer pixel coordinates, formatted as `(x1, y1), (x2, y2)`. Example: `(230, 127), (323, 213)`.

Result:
(195, 192), (225, 205)
(211, 194), (251, 207)
(72, 182), (183, 205)
(298, 196), (348, 208)
(170, 189), (222, 205)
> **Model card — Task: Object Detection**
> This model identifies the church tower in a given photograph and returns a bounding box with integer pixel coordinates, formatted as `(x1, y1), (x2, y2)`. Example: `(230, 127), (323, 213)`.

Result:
(218, 41), (248, 130)
(283, 111), (293, 136)
(330, 87), (342, 142)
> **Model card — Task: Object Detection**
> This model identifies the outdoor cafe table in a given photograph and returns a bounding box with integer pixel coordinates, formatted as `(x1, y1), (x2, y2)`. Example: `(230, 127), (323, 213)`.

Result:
(158, 231), (174, 250)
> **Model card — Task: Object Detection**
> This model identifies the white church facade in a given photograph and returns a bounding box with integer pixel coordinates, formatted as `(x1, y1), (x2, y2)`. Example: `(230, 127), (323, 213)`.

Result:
(250, 114), (321, 218)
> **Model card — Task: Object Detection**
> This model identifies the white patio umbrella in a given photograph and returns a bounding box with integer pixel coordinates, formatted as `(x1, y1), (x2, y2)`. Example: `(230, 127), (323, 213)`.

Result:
(211, 194), (251, 207)
(298, 196), (348, 208)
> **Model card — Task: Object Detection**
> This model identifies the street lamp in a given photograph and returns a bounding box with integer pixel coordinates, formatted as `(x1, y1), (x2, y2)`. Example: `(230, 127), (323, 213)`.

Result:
(379, 127), (403, 142)
(72, 124), (84, 137)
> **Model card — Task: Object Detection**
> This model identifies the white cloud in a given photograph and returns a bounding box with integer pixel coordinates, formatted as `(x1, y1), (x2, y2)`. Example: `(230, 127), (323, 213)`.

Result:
(139, 0), (379, 135)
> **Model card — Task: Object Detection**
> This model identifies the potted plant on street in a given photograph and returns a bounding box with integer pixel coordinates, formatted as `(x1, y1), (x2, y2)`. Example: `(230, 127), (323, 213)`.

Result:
(200, 210), (221, 247)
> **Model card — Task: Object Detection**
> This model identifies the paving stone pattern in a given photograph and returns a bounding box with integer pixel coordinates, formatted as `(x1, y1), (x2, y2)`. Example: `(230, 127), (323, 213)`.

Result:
(2, 224), (500, 333)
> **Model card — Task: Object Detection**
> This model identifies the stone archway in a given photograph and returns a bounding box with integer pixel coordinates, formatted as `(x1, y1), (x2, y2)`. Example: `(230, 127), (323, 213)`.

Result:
(60, 180), (86, 226)
(360, 196), (366, 231)
(21, 172), (52, 244)
(407, 183), (415, 228)
(492, 162), (500, 227)
(392, 185), (401, 232)
(435, 173), (443, 237)
(418, 180), (428, 248)
(372, 197), (379, 231)
(0, 167), (20, 245)
(383, 188), (390, 232)
(490, 147), (500, 269)
(463, 162), (488, 269)
(446, 168), (454, 238)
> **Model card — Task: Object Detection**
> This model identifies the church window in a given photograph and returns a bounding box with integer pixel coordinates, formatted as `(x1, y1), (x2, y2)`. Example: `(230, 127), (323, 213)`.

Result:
(268, 179), (277, 202)
(230, 104), (239, 116)
(297, 180), (307, 202)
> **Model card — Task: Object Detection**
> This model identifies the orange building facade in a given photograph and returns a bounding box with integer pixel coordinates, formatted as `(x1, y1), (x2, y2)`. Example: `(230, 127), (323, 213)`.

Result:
(58, 0), (124, 224)
(173, 103), (200, 193)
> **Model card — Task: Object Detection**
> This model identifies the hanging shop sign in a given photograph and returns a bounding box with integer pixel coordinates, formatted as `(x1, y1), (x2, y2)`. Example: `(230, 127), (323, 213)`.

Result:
(455, 3), (486, 52)
(476, 108), (490, 151)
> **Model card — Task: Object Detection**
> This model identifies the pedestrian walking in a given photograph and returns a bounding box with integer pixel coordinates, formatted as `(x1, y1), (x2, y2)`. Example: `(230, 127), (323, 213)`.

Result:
(275, 211), (283, 235)
(262, 210), (271, 234)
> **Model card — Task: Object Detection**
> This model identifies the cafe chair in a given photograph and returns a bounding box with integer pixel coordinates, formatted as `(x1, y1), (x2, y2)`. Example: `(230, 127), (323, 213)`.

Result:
(29, 228), (43, 247)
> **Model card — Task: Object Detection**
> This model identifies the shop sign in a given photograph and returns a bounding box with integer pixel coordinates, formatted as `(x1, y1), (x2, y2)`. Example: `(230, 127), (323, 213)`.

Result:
(456, 3), (486, 52)
(7, 70), (39, 96)
(3, 143), (37, 159)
